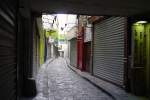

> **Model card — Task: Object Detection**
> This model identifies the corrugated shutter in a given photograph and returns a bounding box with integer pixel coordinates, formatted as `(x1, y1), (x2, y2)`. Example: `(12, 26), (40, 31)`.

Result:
(70, 38), (77, 67)
(0, 0), (17, 99)
(93, 17), (125, 86)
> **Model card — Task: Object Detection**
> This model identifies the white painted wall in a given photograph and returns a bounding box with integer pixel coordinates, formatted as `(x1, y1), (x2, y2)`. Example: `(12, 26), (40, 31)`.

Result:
(66, 26), (77, 40)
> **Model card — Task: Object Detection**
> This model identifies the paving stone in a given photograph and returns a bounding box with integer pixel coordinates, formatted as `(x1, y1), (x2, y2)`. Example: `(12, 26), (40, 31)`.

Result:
(33, 57), (113, 100)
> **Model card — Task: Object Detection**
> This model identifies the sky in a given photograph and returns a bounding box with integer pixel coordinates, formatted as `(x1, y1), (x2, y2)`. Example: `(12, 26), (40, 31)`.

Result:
(42, 14), (77, 34)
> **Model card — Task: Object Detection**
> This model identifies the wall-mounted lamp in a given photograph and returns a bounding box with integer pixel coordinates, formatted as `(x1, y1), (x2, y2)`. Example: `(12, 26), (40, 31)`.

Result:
(136, 21), (148, 24)
(133, 21), (148, 25)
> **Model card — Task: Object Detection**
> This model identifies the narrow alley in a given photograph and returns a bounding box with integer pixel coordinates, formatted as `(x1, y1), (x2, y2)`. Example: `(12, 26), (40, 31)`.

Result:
(34, 57), (113, 100)
(1, 0), (150, 99)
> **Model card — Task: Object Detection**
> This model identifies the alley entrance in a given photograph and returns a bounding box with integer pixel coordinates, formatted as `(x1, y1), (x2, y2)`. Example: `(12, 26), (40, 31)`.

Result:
(1, 0), (150, 99)
(31, 15), (149, 99)
(34, 57), (113, 100)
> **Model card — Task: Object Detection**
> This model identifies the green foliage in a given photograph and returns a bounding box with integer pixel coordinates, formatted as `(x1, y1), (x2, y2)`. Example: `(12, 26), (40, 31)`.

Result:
(58, 34), (66, 41)
(45, 29), (58, 40)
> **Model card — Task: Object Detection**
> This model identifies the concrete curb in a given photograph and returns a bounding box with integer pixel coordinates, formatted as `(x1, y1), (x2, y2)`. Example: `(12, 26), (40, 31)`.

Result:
(68, 65), (116, 100)
(65, 59), (132, 100)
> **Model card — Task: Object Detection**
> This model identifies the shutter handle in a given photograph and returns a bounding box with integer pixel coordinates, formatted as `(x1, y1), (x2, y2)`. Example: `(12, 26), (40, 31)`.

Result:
(123, 57), (127, 62)
(123, 58), (127, 60)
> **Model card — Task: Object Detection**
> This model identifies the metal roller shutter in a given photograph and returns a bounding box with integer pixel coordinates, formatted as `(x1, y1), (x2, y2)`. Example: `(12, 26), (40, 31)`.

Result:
(0, 0), (17, 99)
(93, 17), (126, 86)
(70, 38), (77, 67)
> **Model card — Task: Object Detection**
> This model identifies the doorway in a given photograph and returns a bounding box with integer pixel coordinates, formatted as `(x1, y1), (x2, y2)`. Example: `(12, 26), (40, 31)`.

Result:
(131, 21), (150, 96)
(84, 42), (92, 73)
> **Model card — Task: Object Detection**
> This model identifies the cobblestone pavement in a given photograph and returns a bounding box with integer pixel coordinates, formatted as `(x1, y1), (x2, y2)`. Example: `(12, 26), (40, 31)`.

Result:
(34, 57), (113, 100)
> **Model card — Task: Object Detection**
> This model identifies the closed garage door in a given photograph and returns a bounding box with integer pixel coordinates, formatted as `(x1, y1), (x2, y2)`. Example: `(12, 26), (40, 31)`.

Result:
(0, 0), (17, 99)
(70, 38), (77, 67)
(93, 17), (126, 86)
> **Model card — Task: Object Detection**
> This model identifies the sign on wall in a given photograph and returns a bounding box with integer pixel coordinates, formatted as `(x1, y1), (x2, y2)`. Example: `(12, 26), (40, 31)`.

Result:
(84, 24), (92, 42)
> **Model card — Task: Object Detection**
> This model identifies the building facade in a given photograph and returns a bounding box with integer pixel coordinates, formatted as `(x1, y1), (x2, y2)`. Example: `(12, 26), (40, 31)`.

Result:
(66, 26), (78, 67)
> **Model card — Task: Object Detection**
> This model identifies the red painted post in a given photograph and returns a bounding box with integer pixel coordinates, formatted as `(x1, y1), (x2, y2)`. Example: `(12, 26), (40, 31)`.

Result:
(77, 27), (85, 71)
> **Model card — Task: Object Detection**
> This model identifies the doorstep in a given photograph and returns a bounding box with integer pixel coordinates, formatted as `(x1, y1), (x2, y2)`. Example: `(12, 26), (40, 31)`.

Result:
(65, 59), (147, 100)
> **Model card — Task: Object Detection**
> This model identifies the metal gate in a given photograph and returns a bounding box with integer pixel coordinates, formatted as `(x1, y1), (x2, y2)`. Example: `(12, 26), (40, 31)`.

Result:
(0, 0), (17, 99)
(93, 17), (126, 86)
(70, 38), (77, 67)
